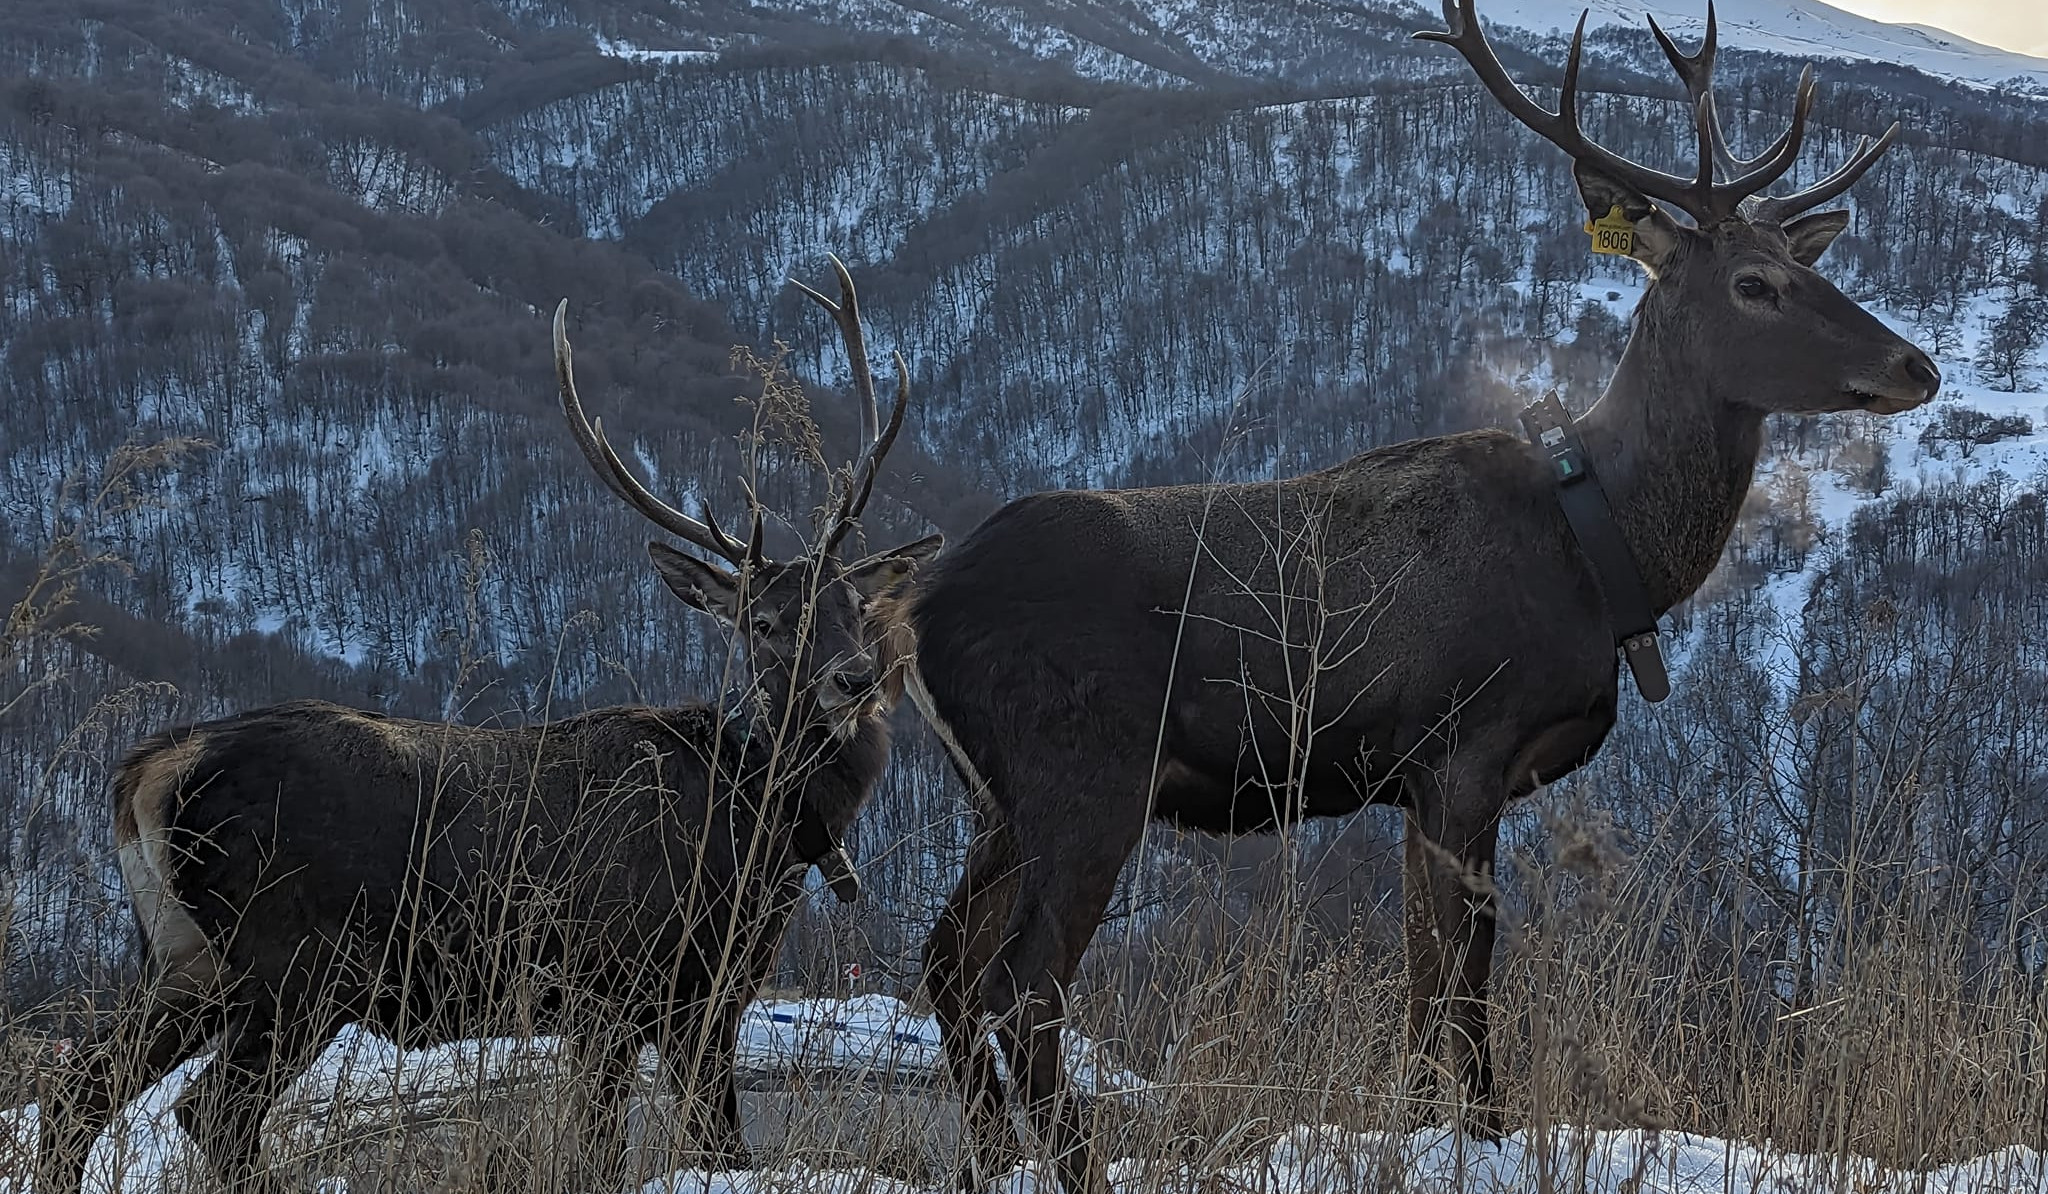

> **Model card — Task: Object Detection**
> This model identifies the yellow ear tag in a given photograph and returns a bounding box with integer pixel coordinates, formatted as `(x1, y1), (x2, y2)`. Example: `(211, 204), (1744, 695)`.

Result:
(1585, 205), (1636, 256)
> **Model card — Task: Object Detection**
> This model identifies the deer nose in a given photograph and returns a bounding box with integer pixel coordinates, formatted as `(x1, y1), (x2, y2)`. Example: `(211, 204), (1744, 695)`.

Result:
(1901, 348), (1941, 398)
(830, 667), (877, 697)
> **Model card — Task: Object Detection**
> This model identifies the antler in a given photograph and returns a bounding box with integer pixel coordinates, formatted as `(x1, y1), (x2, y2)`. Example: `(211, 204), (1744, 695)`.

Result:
(553, 300), (763, 570)
(1645, 3), (1900, 223)
(789, 255), (909, 558)
(1749, 124), (1899, 223)
(1416, 0), (1822, 227)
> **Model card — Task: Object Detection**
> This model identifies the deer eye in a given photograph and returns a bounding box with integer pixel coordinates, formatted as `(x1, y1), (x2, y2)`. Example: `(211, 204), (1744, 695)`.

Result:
(750, 615), (775, 637)
(1735, 275), (1775, 300)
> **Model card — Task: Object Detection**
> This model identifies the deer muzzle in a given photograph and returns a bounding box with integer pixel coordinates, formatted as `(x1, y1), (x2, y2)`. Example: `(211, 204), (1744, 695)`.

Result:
(817, 663), (883, 736)
(1847, 345), (1940, 415)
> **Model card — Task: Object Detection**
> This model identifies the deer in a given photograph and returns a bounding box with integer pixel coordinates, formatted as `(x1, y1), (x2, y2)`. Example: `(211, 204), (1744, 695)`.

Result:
(901, 3), (1940, 1189)
(33, 260), (941, 1194)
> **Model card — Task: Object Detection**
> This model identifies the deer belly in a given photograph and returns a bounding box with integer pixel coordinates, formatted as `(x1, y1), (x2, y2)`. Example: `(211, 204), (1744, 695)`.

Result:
(1151, 743), (1384, 833)
(1150, 759), (1290, 833)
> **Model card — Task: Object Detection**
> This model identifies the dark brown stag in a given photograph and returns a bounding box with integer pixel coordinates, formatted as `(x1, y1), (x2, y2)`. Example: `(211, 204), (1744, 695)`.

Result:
(906, 4), (1939, 1189)
(34, 261), (939, 1194)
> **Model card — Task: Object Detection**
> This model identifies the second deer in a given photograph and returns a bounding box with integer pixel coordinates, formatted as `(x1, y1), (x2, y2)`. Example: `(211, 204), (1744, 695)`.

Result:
(34, 260), (939, 1194)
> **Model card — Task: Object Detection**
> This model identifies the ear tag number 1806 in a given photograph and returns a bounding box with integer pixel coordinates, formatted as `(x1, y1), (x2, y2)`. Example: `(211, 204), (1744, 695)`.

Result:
(1585, 205), (1635, 256)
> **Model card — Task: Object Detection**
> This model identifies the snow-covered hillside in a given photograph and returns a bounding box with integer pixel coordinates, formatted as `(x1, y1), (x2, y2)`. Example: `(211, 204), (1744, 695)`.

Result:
(712, 0), (2048, 95)
(1505, 277), (2048, 694)
(6, 5), (2048, 1188)
(1467, 0), (2048, 94)
(1743, 292), (2048, 679)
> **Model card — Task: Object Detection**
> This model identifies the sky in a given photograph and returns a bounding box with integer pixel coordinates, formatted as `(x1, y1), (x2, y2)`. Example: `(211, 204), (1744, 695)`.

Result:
(1828, 0), (2048, 56)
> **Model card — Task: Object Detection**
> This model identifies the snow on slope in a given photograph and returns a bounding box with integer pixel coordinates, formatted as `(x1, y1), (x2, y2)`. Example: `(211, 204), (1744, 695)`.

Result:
(720, 0), (2048, 93)
(1737, 288), (2048, 691)
(593, 35), (718, 64)
(1465, 0), (2048, 94)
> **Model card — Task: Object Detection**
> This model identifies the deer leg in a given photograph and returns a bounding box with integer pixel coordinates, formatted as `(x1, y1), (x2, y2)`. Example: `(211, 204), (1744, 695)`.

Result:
(172, 993), (342, 1193)
(35, 976), (221, 1194)
(671, 875), (806, 1172)
(980, 804), (1145, 1194)
(564, 1029), (646, 1192)
(1400, 818), (1448, 1125)
(1399, 766), (1504, 1138)
(921, 820), (1024, 1191)
(660, 1004), (752, 1171)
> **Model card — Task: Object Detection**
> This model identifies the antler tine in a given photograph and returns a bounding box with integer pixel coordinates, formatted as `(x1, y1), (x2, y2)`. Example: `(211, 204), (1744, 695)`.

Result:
(1714, 65), (1815, 205)
(790, 258), (911, 557)
(1647, 3), (1746, 179)
(1555, 11), (1582, 125)
(790, 253), (880, 450)
(1752, 122), (1899, 224)
(705, 473), (772, 567)
(553, 301), (751, 568)
(821, 351), (910, 557)
(1648, 3), (1716, 103)
(1416, 1), (1716, 224)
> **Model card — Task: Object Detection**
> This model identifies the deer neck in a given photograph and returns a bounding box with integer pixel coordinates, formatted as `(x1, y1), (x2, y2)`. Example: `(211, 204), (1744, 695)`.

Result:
(782, 712), (889, 843)
(735, 687), (889, 828)
(1576, 325), (1766, 615)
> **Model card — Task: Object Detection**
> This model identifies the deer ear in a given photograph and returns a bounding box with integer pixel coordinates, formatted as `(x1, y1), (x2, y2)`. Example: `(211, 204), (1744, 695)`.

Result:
(844, 532), (944, 599)
(1573, 162), (1682, 274)
(1780, 209), (1851, 266)
(648, 542), (739, 619)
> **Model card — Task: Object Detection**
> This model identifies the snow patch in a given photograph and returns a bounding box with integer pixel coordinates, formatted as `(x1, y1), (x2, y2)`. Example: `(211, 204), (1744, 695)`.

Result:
(595, 35), (719, 65)
(0, 997), (1142, 1193)
(15, 1099), (2041, 1194)
(738, 994), (1148, 1098)
(0, 142), (74, 234)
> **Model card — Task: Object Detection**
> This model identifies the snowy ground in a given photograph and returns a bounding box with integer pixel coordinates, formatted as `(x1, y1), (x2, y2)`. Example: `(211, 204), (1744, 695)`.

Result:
(739, 994), (1145, 1096)
(0, 995), (1140, 1194)
(3, 992), (2044, 1192)
(629, 1128), (2048, 1193)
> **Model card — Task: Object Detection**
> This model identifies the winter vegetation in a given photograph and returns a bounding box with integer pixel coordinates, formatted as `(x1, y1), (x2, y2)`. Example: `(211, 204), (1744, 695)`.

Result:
(4, 0), (2048, 1191)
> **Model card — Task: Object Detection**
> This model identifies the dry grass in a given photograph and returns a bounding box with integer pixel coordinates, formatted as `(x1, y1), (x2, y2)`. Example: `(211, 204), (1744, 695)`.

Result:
(5, 693), (2046, 1193)
(5, 432), (2043, 1194)
(37, 812), (2038, 1192)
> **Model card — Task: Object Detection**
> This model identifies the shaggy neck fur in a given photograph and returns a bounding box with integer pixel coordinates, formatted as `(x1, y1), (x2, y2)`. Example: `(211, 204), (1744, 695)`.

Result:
(1576, 294), (1767, 616)
(734, 612), (905, 842)
(795, 714), (891, 836)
